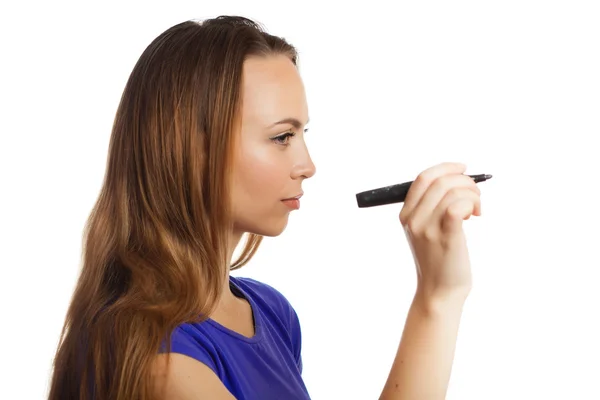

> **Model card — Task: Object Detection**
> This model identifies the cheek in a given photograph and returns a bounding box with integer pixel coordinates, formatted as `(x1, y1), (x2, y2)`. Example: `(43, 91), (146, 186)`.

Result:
(235, 147), (284, 202)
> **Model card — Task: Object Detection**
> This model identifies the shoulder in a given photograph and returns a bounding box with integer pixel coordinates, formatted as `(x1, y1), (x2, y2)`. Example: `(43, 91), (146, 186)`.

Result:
(162, 322), (221, 374)
(232, 276), (303, 368)
(232, 276), (290, 303)
(231, 276), (299, 322)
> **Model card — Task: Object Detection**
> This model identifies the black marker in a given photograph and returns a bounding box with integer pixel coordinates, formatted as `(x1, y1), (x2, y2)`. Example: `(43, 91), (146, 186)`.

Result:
(356, 174), (493, 208)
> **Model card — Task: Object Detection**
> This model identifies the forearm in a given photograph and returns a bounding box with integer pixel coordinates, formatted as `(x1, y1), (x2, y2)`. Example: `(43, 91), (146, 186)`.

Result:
(379, 290), (468, 400)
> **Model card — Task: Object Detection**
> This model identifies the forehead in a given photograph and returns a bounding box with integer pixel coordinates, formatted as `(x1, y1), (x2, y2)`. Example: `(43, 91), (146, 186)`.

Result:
(240, 55), (308, 127)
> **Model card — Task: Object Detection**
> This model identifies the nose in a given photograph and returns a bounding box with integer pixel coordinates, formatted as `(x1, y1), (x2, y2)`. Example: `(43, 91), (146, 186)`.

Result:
(291, 144), (316, 180)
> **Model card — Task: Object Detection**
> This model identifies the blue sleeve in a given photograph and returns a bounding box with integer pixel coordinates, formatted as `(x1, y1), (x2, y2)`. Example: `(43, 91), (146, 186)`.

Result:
(161, 325), (219, 376)
(290, 306), (303, 373)
(256, 279), (303, 372)
(264, 282), (303, 372)
(233, 277), (304, 372)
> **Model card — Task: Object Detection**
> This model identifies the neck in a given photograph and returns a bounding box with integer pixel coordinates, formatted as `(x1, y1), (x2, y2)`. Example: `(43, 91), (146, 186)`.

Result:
(218, 230), (244, 307)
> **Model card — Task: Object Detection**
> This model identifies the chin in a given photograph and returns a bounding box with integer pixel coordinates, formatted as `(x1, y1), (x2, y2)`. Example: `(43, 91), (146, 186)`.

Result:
(242, 216), (289, 238)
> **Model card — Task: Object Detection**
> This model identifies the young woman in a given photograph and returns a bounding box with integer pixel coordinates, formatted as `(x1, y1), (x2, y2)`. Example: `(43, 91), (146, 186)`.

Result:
(48, 15), (483, 400)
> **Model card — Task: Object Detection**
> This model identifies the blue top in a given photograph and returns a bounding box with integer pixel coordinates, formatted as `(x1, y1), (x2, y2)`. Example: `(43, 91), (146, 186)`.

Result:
(166, 276), (310, 399)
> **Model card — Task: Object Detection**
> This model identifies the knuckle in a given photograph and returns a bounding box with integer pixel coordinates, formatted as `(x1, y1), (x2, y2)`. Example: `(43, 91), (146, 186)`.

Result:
(416, 171), (434, 186)
(450, 187), (467, 198)
(414, 176), (428, 190)
(430, 175), (450, 193)
(423, 226), (437, 241)
(399, 211), (408, 225)
(448, 187), (463, 199)
(406, 220), (421, 235)
(446, 204), (461, 219)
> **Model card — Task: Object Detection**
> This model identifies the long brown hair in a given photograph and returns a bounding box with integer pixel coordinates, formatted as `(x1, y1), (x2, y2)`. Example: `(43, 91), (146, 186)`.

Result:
(48, 16), (298, 400)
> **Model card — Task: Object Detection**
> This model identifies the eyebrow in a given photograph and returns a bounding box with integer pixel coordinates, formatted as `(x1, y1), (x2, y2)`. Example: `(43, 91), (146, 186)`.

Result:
(269, 117), (310, 130)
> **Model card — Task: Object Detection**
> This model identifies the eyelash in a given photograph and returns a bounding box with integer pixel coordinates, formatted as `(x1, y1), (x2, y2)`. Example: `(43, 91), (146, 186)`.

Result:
(271, 131), (296, 146)
(271, 129), (308, 146)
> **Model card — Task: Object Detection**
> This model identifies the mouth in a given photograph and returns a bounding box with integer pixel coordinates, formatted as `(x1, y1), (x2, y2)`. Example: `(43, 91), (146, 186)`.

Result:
(281, 192), (303, 210)
(282, 192), (303, 201)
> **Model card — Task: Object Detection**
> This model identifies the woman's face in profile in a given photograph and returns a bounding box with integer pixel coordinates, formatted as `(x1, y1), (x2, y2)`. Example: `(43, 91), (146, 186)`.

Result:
(230, 54), (316, 238)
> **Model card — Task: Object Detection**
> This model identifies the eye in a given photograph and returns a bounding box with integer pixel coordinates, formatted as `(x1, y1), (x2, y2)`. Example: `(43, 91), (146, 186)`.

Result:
(271, 131), (296, 146)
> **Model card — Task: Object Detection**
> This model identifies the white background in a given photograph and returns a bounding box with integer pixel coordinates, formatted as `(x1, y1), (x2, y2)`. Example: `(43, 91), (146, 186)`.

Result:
(1, 1), (599, 399)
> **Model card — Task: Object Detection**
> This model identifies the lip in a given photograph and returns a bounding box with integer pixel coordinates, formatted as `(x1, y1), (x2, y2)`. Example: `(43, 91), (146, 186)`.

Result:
(282, 192), (303, 201)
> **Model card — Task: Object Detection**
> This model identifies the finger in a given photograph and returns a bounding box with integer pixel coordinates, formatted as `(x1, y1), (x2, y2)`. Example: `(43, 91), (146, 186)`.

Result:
(400, 162), (466, 225)
(441, 199), (476, 234)
(404, 174), (480, 231)
(437, 190), (481, 235)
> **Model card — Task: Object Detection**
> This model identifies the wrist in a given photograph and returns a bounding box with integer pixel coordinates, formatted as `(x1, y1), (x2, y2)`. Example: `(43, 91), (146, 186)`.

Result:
(413, 286), (470, 314)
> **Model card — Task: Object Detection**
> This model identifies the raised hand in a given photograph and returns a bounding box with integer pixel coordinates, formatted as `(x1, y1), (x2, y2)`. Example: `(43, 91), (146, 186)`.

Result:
(399, 162), (482, 300)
